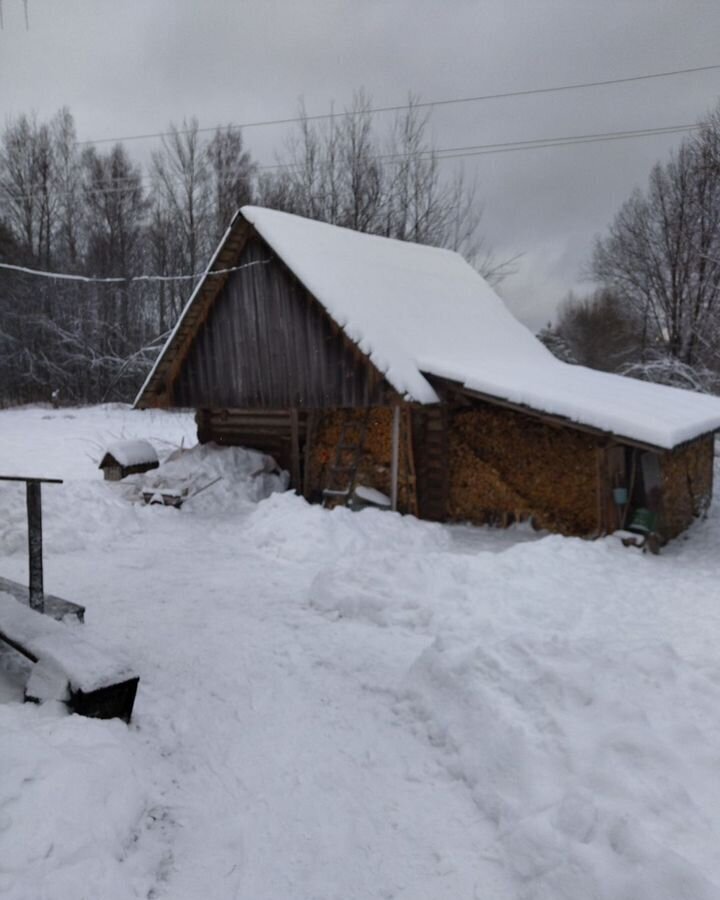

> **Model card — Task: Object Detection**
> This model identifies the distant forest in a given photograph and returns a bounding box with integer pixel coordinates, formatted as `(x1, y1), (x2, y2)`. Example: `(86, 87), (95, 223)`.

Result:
(1, 97), (720, 404)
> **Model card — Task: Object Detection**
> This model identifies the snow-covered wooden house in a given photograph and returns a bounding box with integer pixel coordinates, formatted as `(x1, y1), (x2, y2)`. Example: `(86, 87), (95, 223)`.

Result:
(135, 206), (720, 540)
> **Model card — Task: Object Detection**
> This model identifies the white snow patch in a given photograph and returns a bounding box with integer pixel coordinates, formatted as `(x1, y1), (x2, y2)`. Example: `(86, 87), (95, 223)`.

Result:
(354, 484), (391, 507)
(0, 703), (148, 900)
(400, 632), (720, 899)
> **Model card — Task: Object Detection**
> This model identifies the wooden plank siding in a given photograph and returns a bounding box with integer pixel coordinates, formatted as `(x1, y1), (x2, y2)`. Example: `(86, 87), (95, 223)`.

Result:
(139, 218), (253, 407)
(171, 237), (392, 410)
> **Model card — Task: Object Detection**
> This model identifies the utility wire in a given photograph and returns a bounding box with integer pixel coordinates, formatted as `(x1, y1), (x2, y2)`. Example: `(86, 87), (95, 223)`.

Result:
(430, 122), (700, 161)
(2, 121), (702, 204)
(76, 63), (720, 146)
(0, 257), (271, 284)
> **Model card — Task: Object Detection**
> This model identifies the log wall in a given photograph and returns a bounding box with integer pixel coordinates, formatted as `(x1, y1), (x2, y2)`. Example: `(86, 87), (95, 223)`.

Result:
(196, 408), (304, 475)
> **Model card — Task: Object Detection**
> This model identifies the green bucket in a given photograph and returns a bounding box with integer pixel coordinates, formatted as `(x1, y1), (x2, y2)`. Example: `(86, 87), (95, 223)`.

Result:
(629, 507), (657, 534)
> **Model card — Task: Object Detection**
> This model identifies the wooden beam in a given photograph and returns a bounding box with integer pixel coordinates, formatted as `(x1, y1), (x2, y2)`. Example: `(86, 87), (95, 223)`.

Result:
(0, 475), (63, 484)
(26, 480), (44, 613)
(303, 410), (317, 500)
(391, 405), (400, 512)
(290, 409), (301, 491)
(404, 406), (418, 516)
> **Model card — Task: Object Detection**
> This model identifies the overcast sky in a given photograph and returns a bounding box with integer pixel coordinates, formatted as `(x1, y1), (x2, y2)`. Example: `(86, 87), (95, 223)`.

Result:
(1, 0), (719, 329)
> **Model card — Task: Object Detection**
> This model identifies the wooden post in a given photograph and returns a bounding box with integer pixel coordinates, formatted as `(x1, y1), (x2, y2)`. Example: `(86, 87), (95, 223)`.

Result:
(303, 411), (316, 499)
(26, 480), (44, 612)
(403, 407), (418, 516)
(290, 409), (301, 492)
(391, 405), (400, 511)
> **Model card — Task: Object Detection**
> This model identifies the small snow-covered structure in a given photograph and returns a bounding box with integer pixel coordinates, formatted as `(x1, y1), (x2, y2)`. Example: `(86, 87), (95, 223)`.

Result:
(99, 440), (159, 481)
(135, 206), (720, 540)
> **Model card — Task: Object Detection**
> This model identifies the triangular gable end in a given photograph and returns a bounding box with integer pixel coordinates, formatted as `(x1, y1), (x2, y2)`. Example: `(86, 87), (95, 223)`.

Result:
(135, 212), (397, 410)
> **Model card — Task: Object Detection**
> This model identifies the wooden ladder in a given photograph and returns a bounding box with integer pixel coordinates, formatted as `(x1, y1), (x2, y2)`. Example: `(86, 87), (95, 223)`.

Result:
(322, 411), (371, 508)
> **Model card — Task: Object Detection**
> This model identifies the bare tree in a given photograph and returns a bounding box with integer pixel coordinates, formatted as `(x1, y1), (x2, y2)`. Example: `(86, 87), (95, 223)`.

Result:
(257, 92), (509, 281)
(51, 107), (83, 268)
(151, 118), (213, 276)
(592, 107), (720, 375)
(206, 126), (256, 243)
(0, 112), (56, 265)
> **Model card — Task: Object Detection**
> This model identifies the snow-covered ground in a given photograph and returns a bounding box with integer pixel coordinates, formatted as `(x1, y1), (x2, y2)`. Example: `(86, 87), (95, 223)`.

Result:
(1, 404), (720, 899)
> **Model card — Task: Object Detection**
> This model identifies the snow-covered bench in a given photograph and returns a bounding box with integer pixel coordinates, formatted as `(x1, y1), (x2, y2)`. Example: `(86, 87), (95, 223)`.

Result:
(0, 591), (139, 722)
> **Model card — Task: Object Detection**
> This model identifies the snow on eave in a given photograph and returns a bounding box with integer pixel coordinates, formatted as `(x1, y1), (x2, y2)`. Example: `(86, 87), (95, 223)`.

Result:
(429, 364), (720, 451)
(450, 380), (717, 452)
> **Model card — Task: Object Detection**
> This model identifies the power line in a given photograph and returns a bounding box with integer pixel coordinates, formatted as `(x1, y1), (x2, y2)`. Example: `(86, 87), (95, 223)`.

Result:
(431, 122), (700, 161)
(75, 63), (720, 147)
(0, 257), (271, 284)
(1, 121), (702, 204)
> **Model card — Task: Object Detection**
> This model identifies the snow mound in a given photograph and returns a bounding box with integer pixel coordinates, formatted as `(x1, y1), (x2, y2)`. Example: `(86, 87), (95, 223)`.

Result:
(0, 479), (147, 557)
(0, 704), (148, 900)
(0, 442), (288, 559)
(400, 633), (720, 899)
(310, 549), (465, 628)
(245, 491), (449, 564)
(136, 442), (289, 513)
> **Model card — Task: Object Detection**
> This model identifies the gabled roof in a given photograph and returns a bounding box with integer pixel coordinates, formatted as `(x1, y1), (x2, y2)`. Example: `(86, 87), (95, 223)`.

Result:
(136, 205), (720, 450)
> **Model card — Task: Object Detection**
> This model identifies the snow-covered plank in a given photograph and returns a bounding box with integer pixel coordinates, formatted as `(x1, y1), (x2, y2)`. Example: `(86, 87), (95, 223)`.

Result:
(0, 575), (84, 622)
(0, 591), (136, 696)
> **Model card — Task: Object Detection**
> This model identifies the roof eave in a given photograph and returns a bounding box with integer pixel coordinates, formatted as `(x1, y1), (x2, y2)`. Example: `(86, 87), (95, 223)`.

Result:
(429, 376), (718, 453)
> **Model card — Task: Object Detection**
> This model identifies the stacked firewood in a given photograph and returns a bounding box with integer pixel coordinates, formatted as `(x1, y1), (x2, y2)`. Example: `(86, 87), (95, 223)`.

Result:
(660, 435), (714, 538)
(448, 405), (600, 534)
(309, 408), (415, 511)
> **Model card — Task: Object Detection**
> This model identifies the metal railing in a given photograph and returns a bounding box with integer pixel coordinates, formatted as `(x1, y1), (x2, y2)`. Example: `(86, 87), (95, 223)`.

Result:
(0, 475), (63, 613)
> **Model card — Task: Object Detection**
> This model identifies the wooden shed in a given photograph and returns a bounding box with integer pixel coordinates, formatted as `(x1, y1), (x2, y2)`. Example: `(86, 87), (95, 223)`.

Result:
(135, 206), (720, 542)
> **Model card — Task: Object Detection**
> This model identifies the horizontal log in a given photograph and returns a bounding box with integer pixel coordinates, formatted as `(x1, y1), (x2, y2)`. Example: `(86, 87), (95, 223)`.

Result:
(208, 415), (300, 426)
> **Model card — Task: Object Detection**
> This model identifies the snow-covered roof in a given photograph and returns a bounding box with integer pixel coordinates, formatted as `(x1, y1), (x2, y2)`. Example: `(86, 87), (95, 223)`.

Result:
(100, 440), (158, 469)
(242, 206), (720, 449)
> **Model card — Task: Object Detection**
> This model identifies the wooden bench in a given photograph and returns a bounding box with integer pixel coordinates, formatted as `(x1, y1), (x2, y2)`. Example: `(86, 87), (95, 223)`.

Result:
(0, 591), (139, 722)
(0, 475), (139, 722)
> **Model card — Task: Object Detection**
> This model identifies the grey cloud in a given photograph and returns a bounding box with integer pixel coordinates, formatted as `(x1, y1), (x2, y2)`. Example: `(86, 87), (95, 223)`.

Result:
(1, 0), (719, 329)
